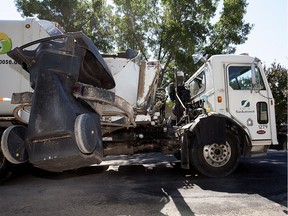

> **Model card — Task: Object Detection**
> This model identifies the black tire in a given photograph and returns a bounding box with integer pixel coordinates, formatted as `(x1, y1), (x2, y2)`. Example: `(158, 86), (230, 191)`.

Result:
(174, 150), (181, 160)
(189, 130), (240, 177)
(0, 129), (15, 183)
(0, 152), (15, 183)
(278, 134), (287, 151)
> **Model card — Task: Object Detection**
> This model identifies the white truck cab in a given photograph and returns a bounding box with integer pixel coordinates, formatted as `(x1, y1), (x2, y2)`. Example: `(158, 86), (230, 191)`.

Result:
(185, 54), (278, 156)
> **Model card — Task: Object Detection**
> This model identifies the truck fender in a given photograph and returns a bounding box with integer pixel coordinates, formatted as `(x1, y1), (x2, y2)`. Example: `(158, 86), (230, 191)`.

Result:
(190, 114), (251, 149)
(180, 113), (251, 169)
(181, 114), (225, 169)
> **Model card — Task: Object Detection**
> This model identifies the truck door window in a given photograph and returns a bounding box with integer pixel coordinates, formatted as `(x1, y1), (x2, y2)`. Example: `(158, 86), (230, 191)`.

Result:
(189, 71), (205, 98)
(228, 66), (265, 90)
(257, 102), (269, 124)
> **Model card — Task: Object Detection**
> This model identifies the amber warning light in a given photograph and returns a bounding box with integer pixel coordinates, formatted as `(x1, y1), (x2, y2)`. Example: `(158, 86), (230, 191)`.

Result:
(217, 96), (222, 103)
(0, 97), (11, 102)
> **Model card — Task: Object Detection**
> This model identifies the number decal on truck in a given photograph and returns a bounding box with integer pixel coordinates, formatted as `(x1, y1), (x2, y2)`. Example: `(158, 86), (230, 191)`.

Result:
(0, 59), (18, 64)
(259, 124), (268, 129)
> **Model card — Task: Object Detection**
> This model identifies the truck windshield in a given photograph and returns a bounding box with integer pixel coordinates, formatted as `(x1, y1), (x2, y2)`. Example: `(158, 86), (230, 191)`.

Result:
(228, 65), (265, 90)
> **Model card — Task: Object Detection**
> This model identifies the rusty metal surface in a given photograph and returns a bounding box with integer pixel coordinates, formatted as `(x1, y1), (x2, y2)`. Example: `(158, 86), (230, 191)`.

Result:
(11, 92), (33, 104)
(74, 82), (115, 103)
(103, 139), (180, 156)
(0, 116), (16, 121)
(73, 82), (136, 128)
(31, 133), (72, 144)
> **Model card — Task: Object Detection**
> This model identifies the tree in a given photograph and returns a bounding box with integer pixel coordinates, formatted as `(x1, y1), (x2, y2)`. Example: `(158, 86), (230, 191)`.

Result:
(265, 63), (288, 126)
(15, 0), (252, 84)
(113, 0), (252, 85)
(14, 0), (115, 52)
(203, 0), (252, 55)
(113, 0), (162, 61)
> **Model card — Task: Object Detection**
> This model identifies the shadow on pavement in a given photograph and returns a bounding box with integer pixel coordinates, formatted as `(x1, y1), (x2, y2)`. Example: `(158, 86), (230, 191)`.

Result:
(1, 151), (286, 216)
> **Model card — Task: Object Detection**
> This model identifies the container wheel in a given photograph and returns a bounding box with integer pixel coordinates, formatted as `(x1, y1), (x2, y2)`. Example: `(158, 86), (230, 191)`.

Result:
(1, 125), (28, 164)
(74, 113), (99, 154)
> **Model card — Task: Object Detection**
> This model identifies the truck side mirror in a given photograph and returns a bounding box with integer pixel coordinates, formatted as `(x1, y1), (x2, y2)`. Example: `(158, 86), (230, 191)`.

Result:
(251, 57), (261, 93)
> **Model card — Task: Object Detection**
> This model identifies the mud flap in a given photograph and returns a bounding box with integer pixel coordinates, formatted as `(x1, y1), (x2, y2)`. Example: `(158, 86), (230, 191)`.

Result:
(180, 131), (190, 169)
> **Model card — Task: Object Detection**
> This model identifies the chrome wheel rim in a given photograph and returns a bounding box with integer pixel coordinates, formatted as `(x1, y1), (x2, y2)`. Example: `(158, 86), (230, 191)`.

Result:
(203, 142), (231, 167)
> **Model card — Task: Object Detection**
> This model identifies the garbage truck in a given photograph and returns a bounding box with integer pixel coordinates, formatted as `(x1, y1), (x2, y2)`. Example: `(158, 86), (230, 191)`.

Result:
(0, 18), (278, 181)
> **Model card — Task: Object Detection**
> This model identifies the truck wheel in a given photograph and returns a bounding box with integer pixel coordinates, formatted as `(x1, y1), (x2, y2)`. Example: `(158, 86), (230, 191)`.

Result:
(0, 151), (15, 183)
(190, 130), (240, 177)
(0, 130), (15, 183)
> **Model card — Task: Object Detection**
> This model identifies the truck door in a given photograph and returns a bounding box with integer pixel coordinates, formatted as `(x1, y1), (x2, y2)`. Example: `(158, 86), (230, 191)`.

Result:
(226, 63), (272, 142)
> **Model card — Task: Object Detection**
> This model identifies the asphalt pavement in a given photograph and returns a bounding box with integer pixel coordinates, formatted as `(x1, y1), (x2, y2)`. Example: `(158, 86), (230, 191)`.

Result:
(0, 150), (286, 216)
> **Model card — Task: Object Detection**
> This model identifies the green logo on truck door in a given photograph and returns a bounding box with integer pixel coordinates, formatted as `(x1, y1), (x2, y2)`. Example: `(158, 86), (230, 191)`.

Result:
(241, 100), (250, 108)
(236, 100), (255, 113)
(0, 32), (12, 55)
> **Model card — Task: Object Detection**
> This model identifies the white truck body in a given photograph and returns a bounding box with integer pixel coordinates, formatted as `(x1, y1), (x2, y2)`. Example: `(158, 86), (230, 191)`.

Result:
(103, 57), (160, 127)
(0, 18), (62, 117)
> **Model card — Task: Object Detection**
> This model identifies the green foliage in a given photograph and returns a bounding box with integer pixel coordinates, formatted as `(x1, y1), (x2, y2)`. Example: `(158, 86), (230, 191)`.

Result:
(14, 0), (252, 84)
(265, 63), (288, 126)
(15, 0), (115, 52)
(112, 0), (252, 85)
(161, 0), (217, 74)
(204, 0), (252, 55)
(113, 0), (162, 60)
